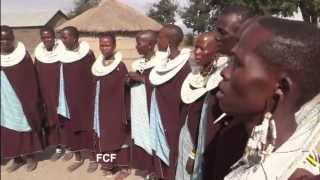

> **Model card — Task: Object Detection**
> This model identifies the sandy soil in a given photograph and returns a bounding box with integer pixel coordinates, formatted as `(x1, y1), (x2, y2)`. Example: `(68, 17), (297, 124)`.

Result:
(1, 150), (144, 180)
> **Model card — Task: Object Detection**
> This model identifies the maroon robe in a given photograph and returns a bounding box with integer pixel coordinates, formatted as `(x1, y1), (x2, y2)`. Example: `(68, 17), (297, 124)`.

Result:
(1, 53), (43, 158)
(153, 63), (191, 180)
(93, 62), (130, 167)
(203, 92), (249, 180)
(186, 96), (206, 146)
(35, 60), (68, 147)
(62, 51), (96, 151)
(131, 68), (156, 173)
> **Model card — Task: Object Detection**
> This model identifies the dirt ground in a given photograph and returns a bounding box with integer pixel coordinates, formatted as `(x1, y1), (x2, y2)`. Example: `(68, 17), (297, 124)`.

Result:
(1, 148), (144, 180)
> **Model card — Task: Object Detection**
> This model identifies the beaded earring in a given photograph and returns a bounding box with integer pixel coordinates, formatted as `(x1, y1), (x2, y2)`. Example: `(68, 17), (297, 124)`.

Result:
(232, 101), (278, 170)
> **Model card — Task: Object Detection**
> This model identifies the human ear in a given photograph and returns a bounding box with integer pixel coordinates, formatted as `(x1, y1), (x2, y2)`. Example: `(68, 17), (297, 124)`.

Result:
(270, 76), (293, 111)
(277, 76), (293, 95)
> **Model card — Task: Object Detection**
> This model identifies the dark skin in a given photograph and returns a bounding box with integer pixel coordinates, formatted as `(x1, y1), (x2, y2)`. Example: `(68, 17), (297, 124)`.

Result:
(289, 169), (320, 180)
(216, 22), (315, 178)
(216, 13), (243, 55)
(40, 30), (55, 51)
(99, 36), (115, 64)
(61, 29), (79, 51)
(98, 36), (129, 128)
(157, 27), (181, 60)
(128, 32), (157, 83)
(185, 32), (221, 174)
(1, 30), (15, 54)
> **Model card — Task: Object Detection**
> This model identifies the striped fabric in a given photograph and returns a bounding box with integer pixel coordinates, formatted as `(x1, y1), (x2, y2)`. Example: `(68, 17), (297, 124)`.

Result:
(0, 71), (31, 132)
(192, 95), (210, 180)
(150, 89), (170, 166)
(57, 64), (70, 119)
(299, 150), (320, 174)
(130, 84), (152, 155)
(93, 80), (101, 137)
(175, 118), (194, 180)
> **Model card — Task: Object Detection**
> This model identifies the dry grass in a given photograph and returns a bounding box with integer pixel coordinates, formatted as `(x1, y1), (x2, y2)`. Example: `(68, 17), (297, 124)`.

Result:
(57, 0), (162, 32)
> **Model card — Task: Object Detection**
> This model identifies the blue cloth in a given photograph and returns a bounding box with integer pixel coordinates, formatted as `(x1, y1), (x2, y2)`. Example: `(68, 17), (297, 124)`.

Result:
(1, 71), (31, 132)
(130, 84), (152, 155)
(57, 64), (70, 119)
(150, 89), (170, 166)
(175, 118), (194, 180)
(93, 80), (101, 137)
(192, 94), (209, 180)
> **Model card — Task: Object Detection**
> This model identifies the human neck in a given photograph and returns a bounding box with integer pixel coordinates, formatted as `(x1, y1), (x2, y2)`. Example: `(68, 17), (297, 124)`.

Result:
(102, 54), (115, 66)
(68, 42), (79, 51)
(244, 104), (297, 150)
(46, 46), (54, 51)
(201, 61), (215, 76)
(144, 51), (155, 62)
(1, 48), (14, 55)
(168, 47), (180, 60)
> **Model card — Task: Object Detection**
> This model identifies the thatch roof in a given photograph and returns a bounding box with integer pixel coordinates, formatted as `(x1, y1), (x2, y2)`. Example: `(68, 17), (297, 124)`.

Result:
(57, 0), (162, 33)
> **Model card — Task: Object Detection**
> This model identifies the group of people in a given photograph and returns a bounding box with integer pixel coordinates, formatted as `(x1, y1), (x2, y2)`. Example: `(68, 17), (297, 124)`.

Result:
(1, 5), (320, 180)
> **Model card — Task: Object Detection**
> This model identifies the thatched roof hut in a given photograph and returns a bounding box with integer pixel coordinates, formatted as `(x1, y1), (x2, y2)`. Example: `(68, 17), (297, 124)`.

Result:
(57, 0), (162, 34)
(56, 0), (162, 64)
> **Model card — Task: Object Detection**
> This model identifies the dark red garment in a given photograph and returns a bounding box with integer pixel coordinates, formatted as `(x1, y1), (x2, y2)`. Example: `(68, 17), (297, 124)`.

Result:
(203, 93), (249, 180)
(142, 68), (153, 115)
(35, 60), (60, 127)
(1, 53), (43, 158)
(186, 95), (206, 146)
(35, 60), (68, 147)
(93, 62), (130, 166)
(153, 63), (191, 180)
(62, 51), (96, 151)
(93, 62), (129, 151)
(131, 68), (155, 172)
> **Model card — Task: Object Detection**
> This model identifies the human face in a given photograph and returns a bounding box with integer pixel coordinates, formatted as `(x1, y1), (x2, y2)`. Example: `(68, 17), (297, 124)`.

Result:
(1, 30), (15, 54)
(41, 31), (55, 51)
(157, 28), (169, 51)
(61, 30), (77, 50)
(194, 34), (219, 67)
(99, 36), (115, 59)
(136, 36), (151, 56)
(216, 14), (241, 55)
(216, 23), (279, 116)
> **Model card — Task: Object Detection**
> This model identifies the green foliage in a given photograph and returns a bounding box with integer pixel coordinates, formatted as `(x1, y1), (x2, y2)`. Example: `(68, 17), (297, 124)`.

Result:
(181, 0), (319, 32)
(148, 0), (178, 24)
(180, 0), (221, 33)
(69, 0), (101, 18)
(218, 0), (319, 24)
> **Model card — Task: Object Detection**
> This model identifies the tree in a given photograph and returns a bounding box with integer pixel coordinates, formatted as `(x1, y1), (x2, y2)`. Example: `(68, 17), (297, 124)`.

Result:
(180, 0), (221, 34)
(69, 0), (101, 18)
(212, 0), (320, 24)
(148, 0), (178, 24)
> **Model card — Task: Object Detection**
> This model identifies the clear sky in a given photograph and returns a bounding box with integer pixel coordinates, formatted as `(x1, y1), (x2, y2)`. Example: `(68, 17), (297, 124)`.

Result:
(1, 0), (191, 32)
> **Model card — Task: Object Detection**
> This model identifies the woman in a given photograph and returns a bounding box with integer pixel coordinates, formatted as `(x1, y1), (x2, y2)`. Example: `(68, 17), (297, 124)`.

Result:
(34, 27), (66, 161)
(1, 25), (43, 172)
(129, 30), (158, 178)
(91, 33), (130, 179)
(58, 26), (96, 171)
(216, 17), (320, 180)
(176, 31), (228, 179)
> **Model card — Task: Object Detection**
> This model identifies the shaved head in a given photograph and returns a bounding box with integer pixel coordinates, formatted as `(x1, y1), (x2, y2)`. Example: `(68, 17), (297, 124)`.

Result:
(137, 30), (158, 45)
(61, 26), (79, 39)
(1, 25), (15, 54)
(162, 24), (184, 46)
(1, 25), (13, 36)
(198, 31), (221, 48)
